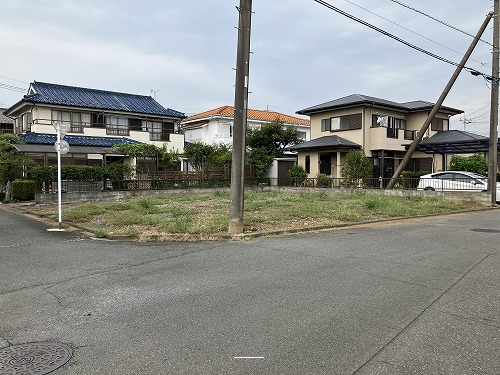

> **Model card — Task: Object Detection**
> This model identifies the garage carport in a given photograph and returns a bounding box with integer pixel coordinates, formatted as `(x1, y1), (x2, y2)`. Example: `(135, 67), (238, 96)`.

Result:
(411, 130), (499, 170)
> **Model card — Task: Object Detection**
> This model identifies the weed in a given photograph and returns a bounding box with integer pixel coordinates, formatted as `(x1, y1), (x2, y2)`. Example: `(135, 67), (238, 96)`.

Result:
(94, 229), (107, 238)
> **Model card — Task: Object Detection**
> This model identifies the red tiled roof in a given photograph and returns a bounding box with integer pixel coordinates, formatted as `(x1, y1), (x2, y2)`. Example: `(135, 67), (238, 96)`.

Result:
(182, 105), (310, 126)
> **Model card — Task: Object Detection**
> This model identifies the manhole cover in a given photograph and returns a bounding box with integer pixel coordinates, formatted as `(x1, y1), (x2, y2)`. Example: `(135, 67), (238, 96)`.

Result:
(0, 342), (72, 375)
(470, 229), (500, 233)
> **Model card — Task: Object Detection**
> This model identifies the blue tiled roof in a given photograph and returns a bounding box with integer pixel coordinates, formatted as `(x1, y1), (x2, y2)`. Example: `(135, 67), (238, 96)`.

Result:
(21, 133), (142, 147)
(20, 81), (185, 118)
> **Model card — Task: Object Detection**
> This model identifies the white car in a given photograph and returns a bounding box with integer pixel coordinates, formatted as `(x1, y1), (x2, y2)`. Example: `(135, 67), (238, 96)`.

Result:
(417, 171), (500, 196)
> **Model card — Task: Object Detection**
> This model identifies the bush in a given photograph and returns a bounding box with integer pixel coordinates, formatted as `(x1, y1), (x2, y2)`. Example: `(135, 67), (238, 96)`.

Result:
(449, 154), (488, 176)
(401, 170), (428, 189)
(11, 180), (35, 201)
(288, 165), (307, 186)
(0, 191), (5, 202)
(341, 149), (372, 186)
(316, 173), (331, 187)
(31, 164), (135, 182)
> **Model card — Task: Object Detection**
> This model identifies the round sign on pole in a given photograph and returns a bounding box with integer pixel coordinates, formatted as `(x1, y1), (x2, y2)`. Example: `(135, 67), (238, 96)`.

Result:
(54, 140), (70, 154)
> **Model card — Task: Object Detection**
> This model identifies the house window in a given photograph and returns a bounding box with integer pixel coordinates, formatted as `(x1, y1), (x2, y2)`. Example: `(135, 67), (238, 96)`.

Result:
(70, 113), (91, 133)
(431, 118), (444, 131)
(92, 113), (105, 128)
(52, 110), (71, 130)
(305, 155), (310, 173)
(144, 120), (172, 141)
(321, 118), (331, 132)
(297, 131), (307, 140)
(129, 118), (142, 131)
(322, 113), (362, 132)
(106, 116), (129, 136)
(219, 122), (232, 137)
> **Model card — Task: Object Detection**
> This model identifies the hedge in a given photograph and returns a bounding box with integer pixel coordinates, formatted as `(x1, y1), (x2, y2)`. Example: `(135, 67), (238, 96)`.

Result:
(11, 180), (35, 201)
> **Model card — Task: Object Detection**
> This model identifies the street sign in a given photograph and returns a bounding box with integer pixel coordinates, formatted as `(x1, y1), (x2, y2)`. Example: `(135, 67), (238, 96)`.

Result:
(54, 140), (70, 154)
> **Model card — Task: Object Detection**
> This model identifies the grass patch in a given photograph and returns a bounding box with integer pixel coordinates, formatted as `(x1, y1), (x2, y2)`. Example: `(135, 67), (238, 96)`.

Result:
(31, 190), (487, 239)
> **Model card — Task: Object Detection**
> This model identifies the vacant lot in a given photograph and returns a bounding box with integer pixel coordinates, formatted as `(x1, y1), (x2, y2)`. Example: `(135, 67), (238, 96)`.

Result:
(26, 190), (488, 240)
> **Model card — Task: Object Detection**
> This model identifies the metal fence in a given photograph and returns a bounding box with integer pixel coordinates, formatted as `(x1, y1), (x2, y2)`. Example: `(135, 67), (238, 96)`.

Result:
(35, 176), (492, 194)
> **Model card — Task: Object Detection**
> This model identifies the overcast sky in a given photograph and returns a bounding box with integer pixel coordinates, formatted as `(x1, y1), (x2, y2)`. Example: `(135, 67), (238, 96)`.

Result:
(0, 1), (495, 135)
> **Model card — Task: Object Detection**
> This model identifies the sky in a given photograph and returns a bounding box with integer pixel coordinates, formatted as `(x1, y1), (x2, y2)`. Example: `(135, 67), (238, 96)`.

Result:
(0, 1), (496, 136)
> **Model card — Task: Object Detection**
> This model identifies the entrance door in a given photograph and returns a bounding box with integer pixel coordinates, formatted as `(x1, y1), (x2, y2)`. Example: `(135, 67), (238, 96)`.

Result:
(319, 155), (331, 175)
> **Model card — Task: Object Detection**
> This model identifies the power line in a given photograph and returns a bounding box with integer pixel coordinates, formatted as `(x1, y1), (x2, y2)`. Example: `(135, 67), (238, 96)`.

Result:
(312, 0), (493, 81)
(341, 0), (490, 68)
(389, 0), (494, 47)
(0, 75), (29, 85)
(0, 82), (26, 93)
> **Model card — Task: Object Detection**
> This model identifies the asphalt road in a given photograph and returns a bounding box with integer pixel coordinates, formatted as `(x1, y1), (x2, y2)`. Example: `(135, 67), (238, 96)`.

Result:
(1, 206), (499, 374)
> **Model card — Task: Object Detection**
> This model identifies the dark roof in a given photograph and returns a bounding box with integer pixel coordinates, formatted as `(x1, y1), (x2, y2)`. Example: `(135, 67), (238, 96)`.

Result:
(414, 130), (494, 154)
(8, 81), (185, 118)
(297, 94), (462, 115)
(20, 133), (142, 147)
(12, 144), (122, 155)
(0, 108), (14, 124)
(287, 135), (361, 151)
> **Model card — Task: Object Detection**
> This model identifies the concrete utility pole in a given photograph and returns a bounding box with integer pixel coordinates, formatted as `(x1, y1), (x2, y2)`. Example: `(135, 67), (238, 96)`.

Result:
(489, 0), (499, 206)
(386, 12), (493, 190)
(229, 0), (252, 235)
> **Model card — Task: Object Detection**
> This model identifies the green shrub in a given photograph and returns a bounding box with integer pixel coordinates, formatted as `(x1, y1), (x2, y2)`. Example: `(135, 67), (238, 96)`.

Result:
(316, 173), (331, 187)
(288, 165), (307, 186)
(450, 153), (488, 176)
(0, 191), (5, 201)
(401, 170), (428, 189)
(11, 180), (35, 201)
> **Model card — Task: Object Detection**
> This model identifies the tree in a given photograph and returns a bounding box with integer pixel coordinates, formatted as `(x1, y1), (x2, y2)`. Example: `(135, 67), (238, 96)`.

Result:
(246, 147), (274, 181)
(246, 118), (304, 158)
(246, 118), (304, 180)
(449, 153), (488, 176)
(341, 149), (372, 186)
(184, 142), (216, 171)
(0, 134), (36, 182)
(288, 165), (308, 186)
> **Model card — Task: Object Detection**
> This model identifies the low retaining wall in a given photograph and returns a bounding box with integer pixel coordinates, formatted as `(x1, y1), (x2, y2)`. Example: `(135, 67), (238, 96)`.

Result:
(35, 185), (494, 205)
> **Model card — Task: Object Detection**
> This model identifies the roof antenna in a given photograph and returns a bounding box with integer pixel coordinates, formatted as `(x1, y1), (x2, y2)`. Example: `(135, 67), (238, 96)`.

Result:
(151, 89), (161, 100)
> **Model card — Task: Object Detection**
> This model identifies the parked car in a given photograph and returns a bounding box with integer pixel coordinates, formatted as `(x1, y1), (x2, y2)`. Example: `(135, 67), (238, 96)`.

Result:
(417, 171), (500, 197)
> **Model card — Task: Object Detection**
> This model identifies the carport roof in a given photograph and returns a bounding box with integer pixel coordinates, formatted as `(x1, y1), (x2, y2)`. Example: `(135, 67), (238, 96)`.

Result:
(413, 130), (496, 154)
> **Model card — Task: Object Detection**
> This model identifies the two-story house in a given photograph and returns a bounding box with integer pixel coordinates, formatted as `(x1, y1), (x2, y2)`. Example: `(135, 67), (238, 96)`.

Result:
(289, 94), (463, 180)
(180, 105), (310, 145)
(5, 81), (185, 172)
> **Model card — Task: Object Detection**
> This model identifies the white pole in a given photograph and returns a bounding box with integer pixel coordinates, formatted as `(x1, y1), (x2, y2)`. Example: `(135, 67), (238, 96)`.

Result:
(56, 123), (62, 229)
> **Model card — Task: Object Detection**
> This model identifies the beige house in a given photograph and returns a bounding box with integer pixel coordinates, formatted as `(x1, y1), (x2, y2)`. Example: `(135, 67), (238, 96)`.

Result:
(5, 81), (185, 171)
(290, 94), (463, 180)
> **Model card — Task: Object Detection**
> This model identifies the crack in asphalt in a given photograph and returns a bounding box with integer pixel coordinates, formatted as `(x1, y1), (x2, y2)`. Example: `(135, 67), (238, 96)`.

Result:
(351, 252), (498, 375)
(0, 243), (222, 297)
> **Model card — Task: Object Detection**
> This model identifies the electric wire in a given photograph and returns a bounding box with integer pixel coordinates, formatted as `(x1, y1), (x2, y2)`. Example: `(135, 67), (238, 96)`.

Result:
(341, 0), (490, 69)
(389, 0), (494, 47)
(313, 0), (493, 81)
(0, 82), (26, 93)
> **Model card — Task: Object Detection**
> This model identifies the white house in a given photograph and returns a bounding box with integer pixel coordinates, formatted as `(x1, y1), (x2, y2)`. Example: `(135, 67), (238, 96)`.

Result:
(5, 81), (186, 172)
(180, 105), (310, 146)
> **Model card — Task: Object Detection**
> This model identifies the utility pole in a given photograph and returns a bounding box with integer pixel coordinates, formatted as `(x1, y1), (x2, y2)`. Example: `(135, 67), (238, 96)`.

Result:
(386, 12), (493, 189)
(489, 0), (499, 206)
(229, 0), (252, 235)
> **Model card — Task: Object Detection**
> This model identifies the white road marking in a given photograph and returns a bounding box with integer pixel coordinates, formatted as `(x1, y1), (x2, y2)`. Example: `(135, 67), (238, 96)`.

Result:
(233, 356), (265, 359)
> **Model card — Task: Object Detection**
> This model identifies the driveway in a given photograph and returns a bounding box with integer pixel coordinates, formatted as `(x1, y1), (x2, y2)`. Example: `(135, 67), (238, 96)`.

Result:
(1, 206), (499, 374)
